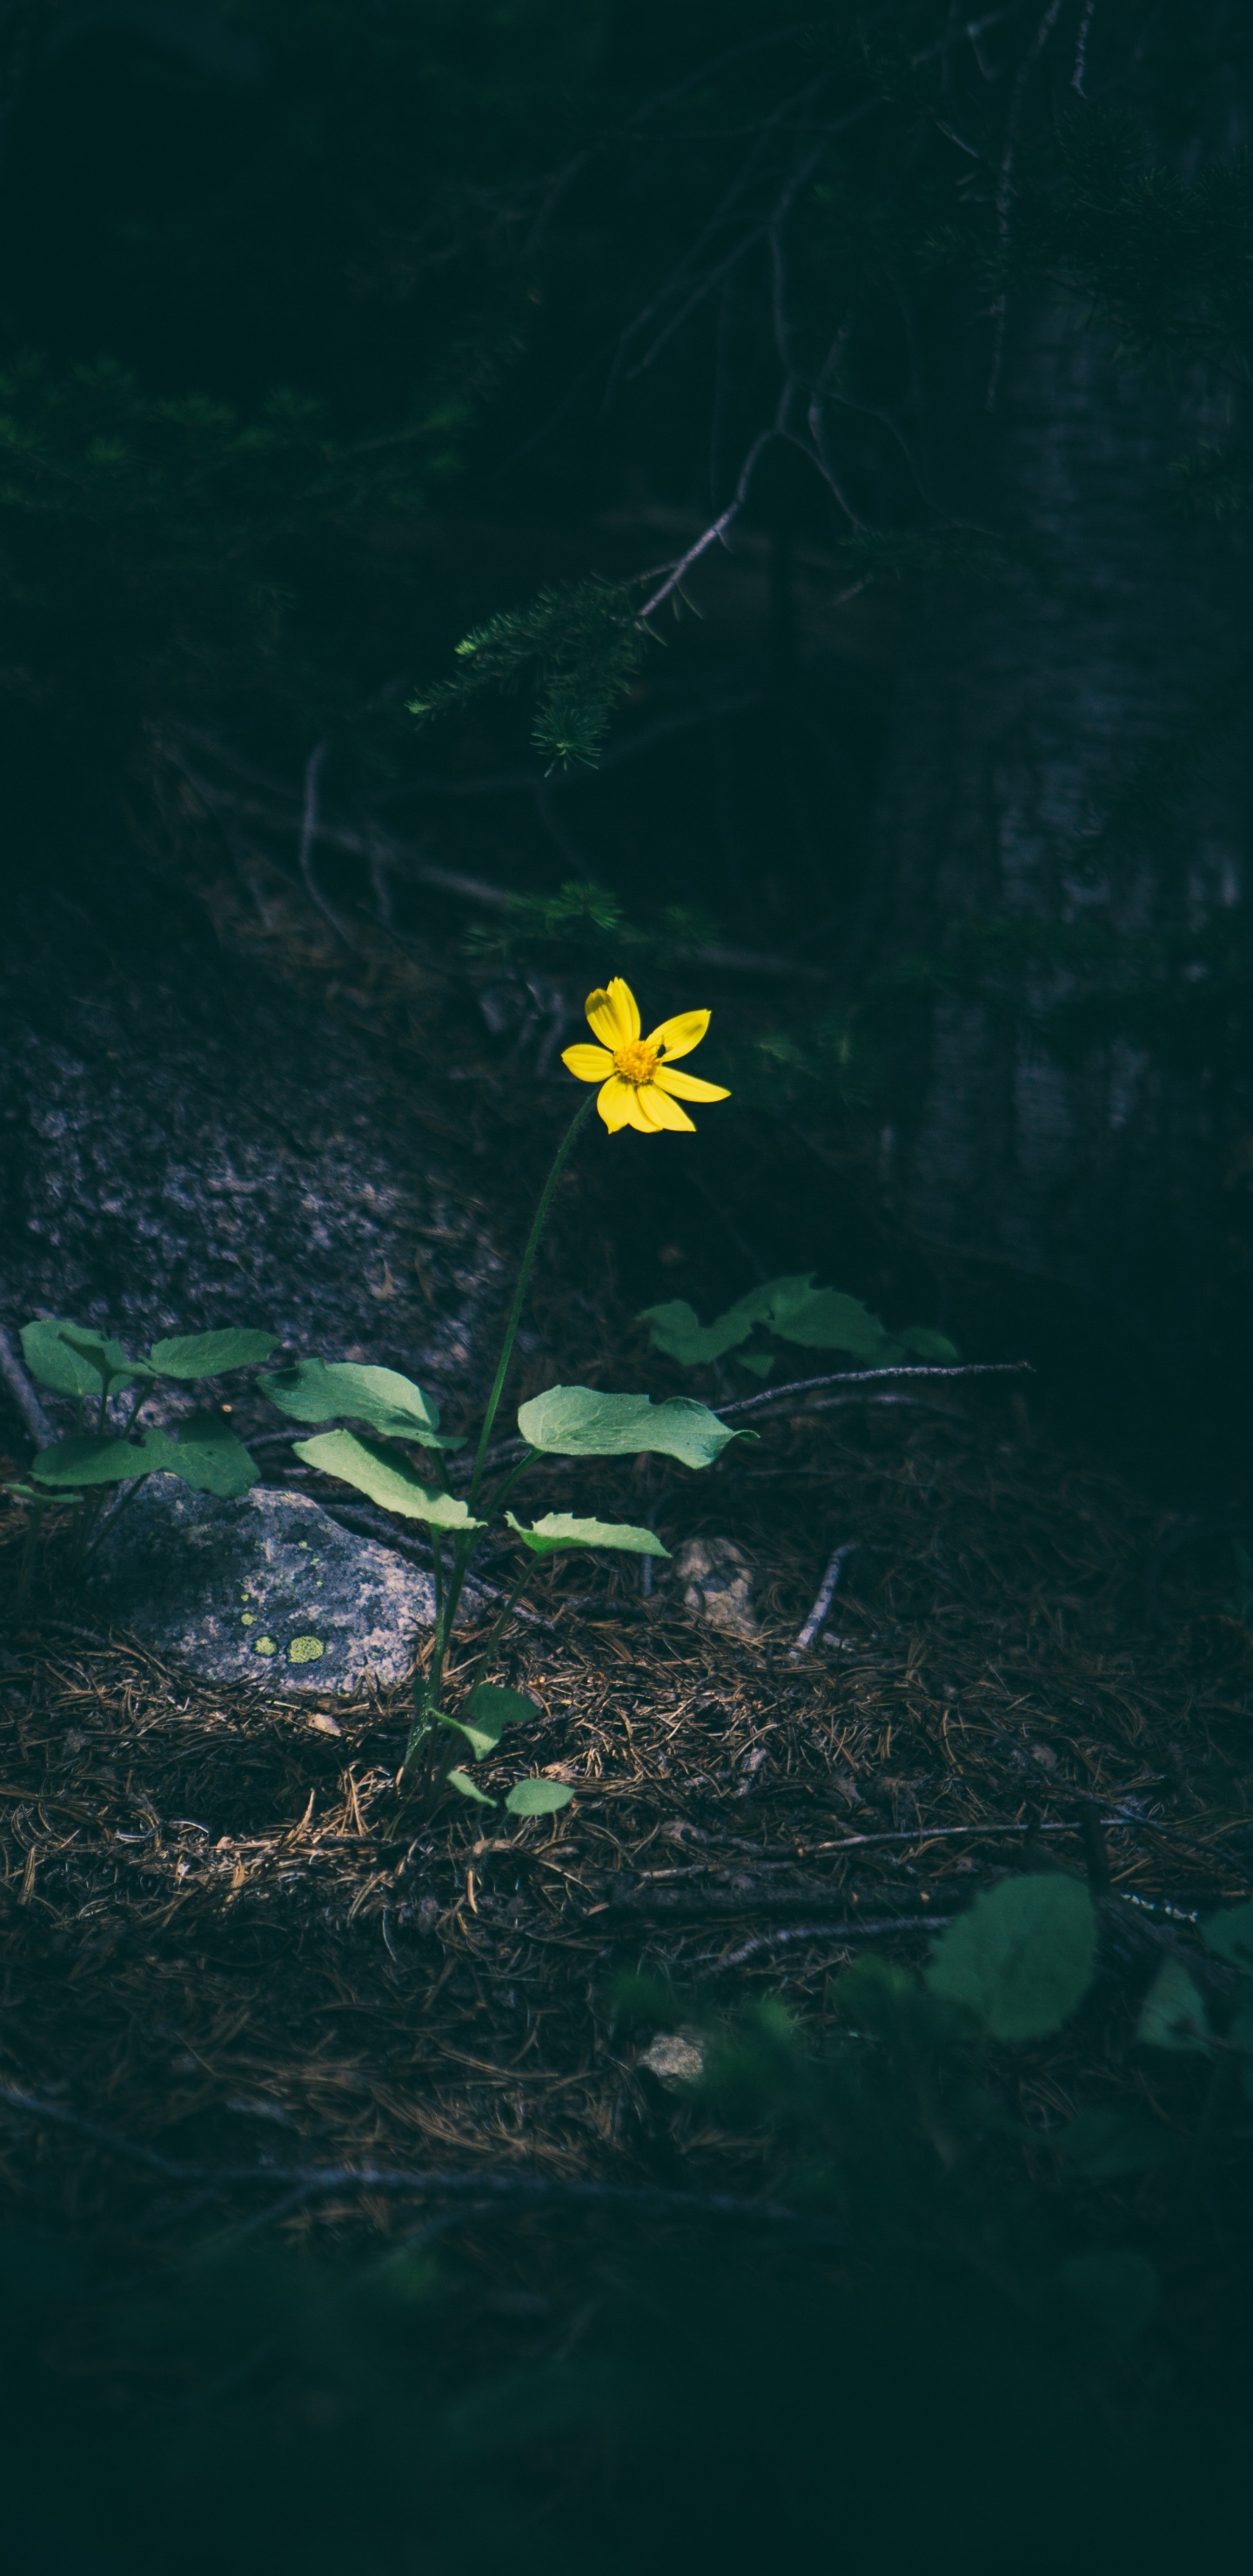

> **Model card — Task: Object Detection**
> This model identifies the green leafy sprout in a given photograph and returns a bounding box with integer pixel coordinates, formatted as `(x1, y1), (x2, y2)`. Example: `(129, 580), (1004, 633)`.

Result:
(11, 1089), (756, 1821)
(639, 1273), (957, 1382)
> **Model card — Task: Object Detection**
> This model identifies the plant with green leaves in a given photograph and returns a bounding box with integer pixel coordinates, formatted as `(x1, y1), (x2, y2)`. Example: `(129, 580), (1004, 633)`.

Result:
(258, 973), (742, 1817)
(9, 1322), (278, 1562)
(622, 1873), (1180, 2343)
(639, 1274), (957, 1382)
(1135, 1898), (1253, 2115)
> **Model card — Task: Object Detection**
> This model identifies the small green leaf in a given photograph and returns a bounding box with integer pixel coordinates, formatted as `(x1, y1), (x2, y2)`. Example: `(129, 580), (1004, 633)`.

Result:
(637, 1285), (775, 1367)
(464, 1683), (539, 1741)
(516, 1385), (742, 1470)
(21, 1319), (142, 1398)
(735, 1351), (774, 1379)
(1136, 1958), (1211, 2053)
(900, 1326), (960, 1362)
(261, 1359), (459, 1447)
(149, 1330), (280, 1379)
(505, 1778), (574, 1816)
(439, 1685), (539, 1761)
(505, 1509), (670, 1559)
(762, 1278), (895, 1357)
(446, 1768), (496, 1806)
(439, 1714), (498, 1760)
(1202, 1900), (1253, 1972)
(925, 1875), (1096, 2041)
(291, 1430), (486, 1528)
(639, 1277), (956, 1372)
(57, 1327), (156, 1388)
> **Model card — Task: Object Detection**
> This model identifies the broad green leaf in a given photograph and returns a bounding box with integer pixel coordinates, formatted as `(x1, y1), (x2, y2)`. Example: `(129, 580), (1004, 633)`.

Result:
(30, 1434), (156, 1487)
(1136, 1958), (1211, 2053)
(446, 1768), (496, 1806)
(22, 1319), (140, 1399)
(506, 1509), (670, 1559)
(1202, 1900), (1253, 1972)
(291, 1429), (486, 1529)
(261, 1358), (459, 1448)
(926, 1875), (1096, 2041)
(1058, 2251), (1159, 2343)
(57, 1327), (156, 1388)
(144, 1416), (260, 1497)
(505, 1777), (574, 1816)
(149, 1330), (280, 1379)
(516, 1385), (742, 1470)
(30, 1418), (259, 1495)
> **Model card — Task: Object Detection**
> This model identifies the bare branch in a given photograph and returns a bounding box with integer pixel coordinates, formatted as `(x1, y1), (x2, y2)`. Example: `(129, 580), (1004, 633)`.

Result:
(0, 1323), (54, 1448)
(714, 1362), (1034, 1422)
(790, 1542), (858, 1659)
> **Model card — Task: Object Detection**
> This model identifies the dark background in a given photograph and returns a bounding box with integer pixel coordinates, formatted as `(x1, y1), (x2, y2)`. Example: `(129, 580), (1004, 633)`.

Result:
(2, 0), (1251, 1479)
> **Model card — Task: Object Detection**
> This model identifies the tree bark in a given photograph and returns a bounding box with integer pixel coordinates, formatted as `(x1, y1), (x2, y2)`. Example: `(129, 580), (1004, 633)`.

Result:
(873, 292), (1250, 1348)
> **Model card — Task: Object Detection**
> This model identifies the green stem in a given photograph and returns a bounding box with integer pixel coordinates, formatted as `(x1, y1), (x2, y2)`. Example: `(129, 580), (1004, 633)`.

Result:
(467, 1093), (595, 1513)
(397, 1090), (593, 1808)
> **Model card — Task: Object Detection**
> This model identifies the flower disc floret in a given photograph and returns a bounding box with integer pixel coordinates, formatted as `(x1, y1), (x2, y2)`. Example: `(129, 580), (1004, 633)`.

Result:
(613, 1038), (660, 1085)
(561, 976), (731, 1134)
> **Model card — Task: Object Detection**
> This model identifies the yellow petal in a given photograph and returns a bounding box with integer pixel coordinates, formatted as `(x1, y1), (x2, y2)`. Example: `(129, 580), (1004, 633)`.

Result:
(597, 1075), (635, 1131)
(586, 977), (640, 1050)
(622, 1083), (663, 1131)
(562, 1043), (614, 1083)
(645, 1008), (710, 1063)
(653, 1064), (730, 1103)
(639, 1082), (695, 1132)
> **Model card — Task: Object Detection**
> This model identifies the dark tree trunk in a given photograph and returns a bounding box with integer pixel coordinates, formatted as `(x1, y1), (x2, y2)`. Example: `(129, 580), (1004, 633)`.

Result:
(872, 292), (1250, 1361)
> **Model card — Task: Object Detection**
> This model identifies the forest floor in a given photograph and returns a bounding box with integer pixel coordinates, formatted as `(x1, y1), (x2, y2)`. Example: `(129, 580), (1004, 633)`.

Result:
(3, 888), (1253, 2551)
(2, 1387), (1250, 2273)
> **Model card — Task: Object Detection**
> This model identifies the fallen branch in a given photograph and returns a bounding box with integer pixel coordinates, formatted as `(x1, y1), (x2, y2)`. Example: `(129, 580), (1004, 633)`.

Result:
(0, 2083), (843, 2239)
(790, 1542), (857, 1658)
(714, 1914), (948, 1968)
(716, 1361), (1033, 1421)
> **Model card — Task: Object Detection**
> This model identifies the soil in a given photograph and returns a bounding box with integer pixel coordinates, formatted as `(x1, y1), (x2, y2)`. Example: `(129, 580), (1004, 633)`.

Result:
(1, 860), (1251, 2413)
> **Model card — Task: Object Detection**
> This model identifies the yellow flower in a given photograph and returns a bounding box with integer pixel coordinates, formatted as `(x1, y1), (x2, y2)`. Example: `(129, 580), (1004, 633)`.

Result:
(561, 977), (731, 1132)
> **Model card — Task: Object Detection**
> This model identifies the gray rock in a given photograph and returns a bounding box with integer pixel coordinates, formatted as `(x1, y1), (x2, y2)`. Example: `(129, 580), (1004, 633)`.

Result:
(87, 1476), (460, 1694)
(671, 1535), (761, 1641)
(0, 877), (501, 1446)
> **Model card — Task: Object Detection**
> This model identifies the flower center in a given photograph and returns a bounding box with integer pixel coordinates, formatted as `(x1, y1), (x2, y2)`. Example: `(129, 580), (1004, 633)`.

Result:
(613, 1038), (660, 1087)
